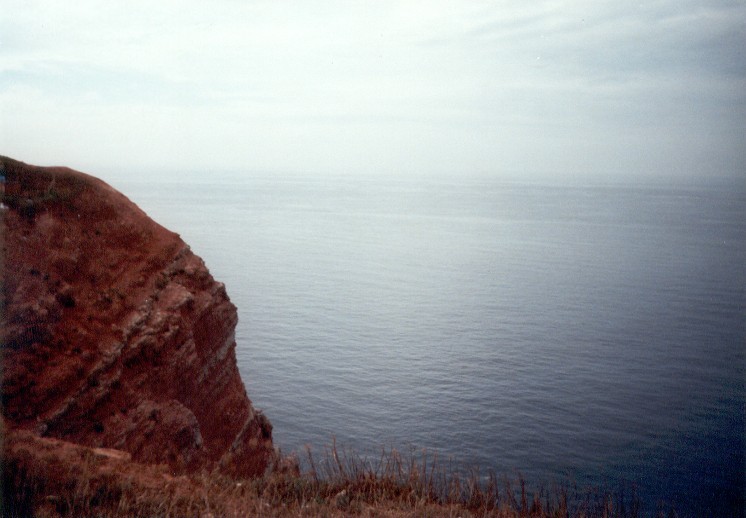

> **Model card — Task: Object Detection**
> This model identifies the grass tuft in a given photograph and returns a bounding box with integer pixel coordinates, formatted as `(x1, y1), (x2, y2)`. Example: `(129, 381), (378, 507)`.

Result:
(3, 432), (689, 517)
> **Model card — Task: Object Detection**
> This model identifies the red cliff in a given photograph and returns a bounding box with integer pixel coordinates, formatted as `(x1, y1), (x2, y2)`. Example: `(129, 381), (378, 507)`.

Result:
(1, 157), (274, 478)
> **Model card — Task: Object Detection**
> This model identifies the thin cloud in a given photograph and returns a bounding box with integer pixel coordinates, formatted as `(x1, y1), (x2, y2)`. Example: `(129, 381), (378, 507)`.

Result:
(1, 1), (744, 179)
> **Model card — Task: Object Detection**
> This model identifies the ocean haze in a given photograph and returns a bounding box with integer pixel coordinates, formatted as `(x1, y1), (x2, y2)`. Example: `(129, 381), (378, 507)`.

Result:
(120, 173), (745, 516)
(2, 1), (745, 181)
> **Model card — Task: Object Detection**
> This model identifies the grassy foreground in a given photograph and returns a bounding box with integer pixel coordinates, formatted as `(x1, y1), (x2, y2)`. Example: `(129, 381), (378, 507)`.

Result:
(2, 431), (684, 518)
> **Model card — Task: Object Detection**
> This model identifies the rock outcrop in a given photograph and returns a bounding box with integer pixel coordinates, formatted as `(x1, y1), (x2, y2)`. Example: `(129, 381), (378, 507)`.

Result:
(1, 156), (274, 477)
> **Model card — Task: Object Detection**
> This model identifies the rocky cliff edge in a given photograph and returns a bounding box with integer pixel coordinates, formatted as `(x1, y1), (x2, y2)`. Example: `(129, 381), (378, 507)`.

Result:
(1, 156), (274, 478)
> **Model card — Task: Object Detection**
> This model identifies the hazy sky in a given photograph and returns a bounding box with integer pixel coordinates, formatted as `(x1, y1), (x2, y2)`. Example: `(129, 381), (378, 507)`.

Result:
(2, 1), (745, 180)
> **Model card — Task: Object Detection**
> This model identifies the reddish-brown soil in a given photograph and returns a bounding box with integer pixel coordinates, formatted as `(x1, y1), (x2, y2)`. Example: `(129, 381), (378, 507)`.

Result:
(1, 156), (274, 478)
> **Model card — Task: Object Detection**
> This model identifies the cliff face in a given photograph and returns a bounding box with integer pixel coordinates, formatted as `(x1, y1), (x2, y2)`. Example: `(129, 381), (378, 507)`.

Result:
(1, 157), (273, 477)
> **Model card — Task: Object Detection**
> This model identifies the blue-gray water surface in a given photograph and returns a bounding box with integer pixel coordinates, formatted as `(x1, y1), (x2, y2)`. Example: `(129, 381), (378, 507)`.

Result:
(118, 174), (745, 515)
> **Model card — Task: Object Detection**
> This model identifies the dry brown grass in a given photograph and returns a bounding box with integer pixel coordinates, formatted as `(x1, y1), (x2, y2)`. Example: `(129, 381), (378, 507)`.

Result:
(3, 431), (672, 517)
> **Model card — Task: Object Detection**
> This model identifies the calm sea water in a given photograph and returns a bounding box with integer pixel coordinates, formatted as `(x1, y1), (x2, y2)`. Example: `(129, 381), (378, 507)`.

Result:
(119, 174), (745, 515)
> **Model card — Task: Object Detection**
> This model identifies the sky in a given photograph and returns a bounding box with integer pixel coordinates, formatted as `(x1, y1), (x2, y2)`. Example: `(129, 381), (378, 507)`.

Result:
(1, 1), (745, 181)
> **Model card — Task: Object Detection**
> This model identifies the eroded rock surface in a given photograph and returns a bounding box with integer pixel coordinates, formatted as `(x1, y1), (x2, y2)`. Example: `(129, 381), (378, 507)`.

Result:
(1, 156), (273, 477)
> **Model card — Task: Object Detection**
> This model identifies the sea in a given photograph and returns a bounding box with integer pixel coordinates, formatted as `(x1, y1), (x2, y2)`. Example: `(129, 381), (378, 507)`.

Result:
(116, 172), (745, 516)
